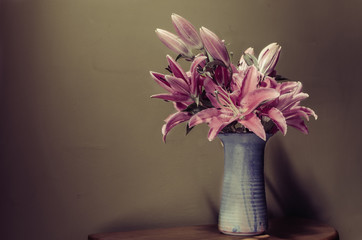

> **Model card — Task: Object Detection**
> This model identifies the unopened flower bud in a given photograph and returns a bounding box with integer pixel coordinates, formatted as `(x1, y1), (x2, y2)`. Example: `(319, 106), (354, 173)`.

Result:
(199, 27), (230, 66)
(171, 13), (203, 49)
(258, 43), (281, 76)
(155, 28), (192, 57)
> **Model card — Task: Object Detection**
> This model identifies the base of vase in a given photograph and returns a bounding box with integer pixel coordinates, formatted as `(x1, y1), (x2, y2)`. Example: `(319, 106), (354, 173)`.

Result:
(219, 228), (265, 236)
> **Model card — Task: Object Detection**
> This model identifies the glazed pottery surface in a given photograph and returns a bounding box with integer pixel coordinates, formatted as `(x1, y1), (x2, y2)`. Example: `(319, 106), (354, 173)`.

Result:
(218, 133), (270, 236)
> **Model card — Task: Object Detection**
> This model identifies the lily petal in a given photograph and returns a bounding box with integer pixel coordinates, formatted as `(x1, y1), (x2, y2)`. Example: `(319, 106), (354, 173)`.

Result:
(230, 63), (239, 74)
(278, 81), (299, 94)
(240, 65), (260, 97)
(293, 81), (303, 94)
(165, 75), (191, 95)
(166, 55), (189, 82)
(189, 108), (221, 127)
(260, 76), (278, 89)
(268, 107), (287, 135)
(286, 117), (309, 134)
(189, 108), (235, 141)
(150, 71), (173, 93)
(284, 106), (318, 121)
(190, 56), (207, 96)
(189, 108), (233, 125)
(239, 113), (266, 141)
(230, 70), (245, 92)
(300, 106), (318, 120)
(207, 117), (235, 141)
(204, 78), (231, 108)
(162, 111), (191, 142)
(240, 88), (280, 116)
(173, 102), (190, 111)
(151, 93), (190, 102)
(278, 92), (309, 111)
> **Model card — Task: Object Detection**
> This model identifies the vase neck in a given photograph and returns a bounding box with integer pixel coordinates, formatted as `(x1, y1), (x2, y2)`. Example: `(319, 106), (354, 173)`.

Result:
(218, 133), (271, 146)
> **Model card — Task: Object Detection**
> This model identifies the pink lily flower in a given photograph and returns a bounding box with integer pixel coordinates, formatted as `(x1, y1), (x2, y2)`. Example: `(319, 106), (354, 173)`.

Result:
(238, 43), (281, 76)
(199, 27), (230, 67)
(155, 29), (192, 57)
(260, 80), (318, 135)
(151, 55), (208, 142)
(171, 13), (203, 49)
(189, 67), (280, 141)
(150, 55), (207, 103)
(151, 14), (317, 143)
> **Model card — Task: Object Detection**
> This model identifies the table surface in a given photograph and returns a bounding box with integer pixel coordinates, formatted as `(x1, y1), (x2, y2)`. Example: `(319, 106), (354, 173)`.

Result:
(88, 218), (339, 240)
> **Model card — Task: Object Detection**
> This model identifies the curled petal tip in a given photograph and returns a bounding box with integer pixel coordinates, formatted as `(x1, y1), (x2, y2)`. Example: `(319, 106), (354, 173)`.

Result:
(161, 125), (167, 143)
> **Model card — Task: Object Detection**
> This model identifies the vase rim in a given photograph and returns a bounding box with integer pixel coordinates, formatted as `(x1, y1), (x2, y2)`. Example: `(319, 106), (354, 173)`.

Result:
(218, 132), (273, 143)
(218, 132), (273, 137)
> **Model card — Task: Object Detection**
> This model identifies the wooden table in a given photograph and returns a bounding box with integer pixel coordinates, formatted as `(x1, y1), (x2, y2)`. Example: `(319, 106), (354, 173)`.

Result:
(88, 218), (339, 240)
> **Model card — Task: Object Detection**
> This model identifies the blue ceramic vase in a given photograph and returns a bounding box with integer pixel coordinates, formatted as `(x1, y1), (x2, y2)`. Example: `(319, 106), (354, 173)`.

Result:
(218, 133), (271, 236)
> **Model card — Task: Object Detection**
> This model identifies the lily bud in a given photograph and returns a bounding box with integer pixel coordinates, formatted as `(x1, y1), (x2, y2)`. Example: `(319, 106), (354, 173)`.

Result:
(199, 27), (230, 67)
(171, 13), (203, 49)
(258, 43), (281, 76)
(155, 28), (192, 57)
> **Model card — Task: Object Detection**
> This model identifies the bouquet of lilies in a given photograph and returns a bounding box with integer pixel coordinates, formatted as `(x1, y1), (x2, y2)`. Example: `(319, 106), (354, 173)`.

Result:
(150, 14), (317, 142)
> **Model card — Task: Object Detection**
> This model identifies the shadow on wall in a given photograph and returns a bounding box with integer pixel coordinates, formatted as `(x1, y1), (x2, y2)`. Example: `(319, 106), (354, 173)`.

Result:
(265, 137), (318, 220)
(95, 174), (221, 234)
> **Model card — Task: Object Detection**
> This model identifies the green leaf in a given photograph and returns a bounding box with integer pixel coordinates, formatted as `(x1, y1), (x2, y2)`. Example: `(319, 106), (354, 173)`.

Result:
(182, 102), (206, 115)
(205, 49), (214, 62)
(275, 75), (289, 81)
(165, 66), (172, 73)
(204, 59), (227, 69)
(175, 54), (183, 61)
(202, 60), (227, 78)
(186, 124), (194, 135)
(243, 53), (259, 69)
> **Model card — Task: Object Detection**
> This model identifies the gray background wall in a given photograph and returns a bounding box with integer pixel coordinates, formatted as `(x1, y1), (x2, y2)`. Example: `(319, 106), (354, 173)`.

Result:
(1, 0), (361, 239)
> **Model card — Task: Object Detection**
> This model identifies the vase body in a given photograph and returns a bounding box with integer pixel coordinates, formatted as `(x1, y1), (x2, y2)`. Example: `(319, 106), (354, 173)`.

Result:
(218, 133), (270, 236)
